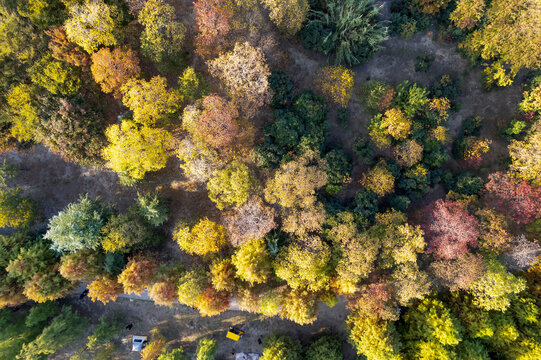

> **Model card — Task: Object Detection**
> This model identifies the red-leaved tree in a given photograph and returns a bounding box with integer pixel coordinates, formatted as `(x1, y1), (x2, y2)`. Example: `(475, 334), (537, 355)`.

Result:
(423, 199), (479, 260)
(194, 0), (234, 58)
(483, 172), (541, 224)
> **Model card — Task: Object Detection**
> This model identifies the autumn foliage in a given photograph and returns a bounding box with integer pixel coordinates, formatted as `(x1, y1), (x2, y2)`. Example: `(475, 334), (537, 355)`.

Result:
(423, 199), (479, 260)
(90, 46), (141, 98)
(88, 276), (123, 304)
(117, 255), (157, 295)
(314, 65), (355, 108)
(194, 0), (234, 58)
(195, 95), (239, 149)
(483, 172), (541, 224)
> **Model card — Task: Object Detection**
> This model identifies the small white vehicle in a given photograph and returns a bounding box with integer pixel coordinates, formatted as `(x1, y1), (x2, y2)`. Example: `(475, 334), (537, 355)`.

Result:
(234, 353), (260, 360)
(132, 335), (148, 351)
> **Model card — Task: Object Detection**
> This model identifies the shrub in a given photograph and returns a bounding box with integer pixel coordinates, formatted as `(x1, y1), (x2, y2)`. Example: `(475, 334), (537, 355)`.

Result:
(301, 0), (387, 66)
(269, 70), (294, 108)
(44, 195), (112, 252)
(59, 249), (103, 281)
(25, 301), (59, 328)
(117, 255), (157, 295)
(197, 287), (229, 316)
(3, 83), (40, 141)
(87, 315), (122, 350)
(274, 236), (332, 291)
(360, 160), (395, 197)
(195, 338), (217, 360)
(346, 312), (401, 360)
(314, 66), (354, 107)
(359, 80), (394, 114)
(135, 192), (169, 227)
(192, 95), (239, 150)
(101, 211), (158, 253)
(261, 334), (302, 360)
(210, 258), (236, 292)
(177, 267), (208, 307)
(353, 138), (375, 164)
(207, 42), (271, 116)
(423, 199), (479, 260)
(415, 54), (435, 72)
(120, 77), (182, 127)
(324, 149), (351, 194)
(305, 335), (343, 360)
(178, 67), (208, 103)
(90, 46), (141, 98)
(223, 196), (277, 247)
(0, 188), (36, 229)
(393, 81), (429, 118)
(261, 0), (310, 37)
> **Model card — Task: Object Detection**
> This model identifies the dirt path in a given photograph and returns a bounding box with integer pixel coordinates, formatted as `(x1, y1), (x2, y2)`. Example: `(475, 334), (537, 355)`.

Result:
(53, 294), (355, 360)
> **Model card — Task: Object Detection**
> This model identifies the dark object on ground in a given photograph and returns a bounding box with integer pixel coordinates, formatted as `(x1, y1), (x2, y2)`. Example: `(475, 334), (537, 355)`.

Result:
(258, 337), (262, 345)
(79, 289), (89, 299)
(126, 323), (133, 330)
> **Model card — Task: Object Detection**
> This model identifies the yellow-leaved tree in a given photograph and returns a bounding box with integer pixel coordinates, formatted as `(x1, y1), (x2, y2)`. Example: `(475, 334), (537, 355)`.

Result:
(174, 218), (227, 256)
(261, 0), (310, 37)
(314, 65), (355, 108)
(102, 121), (173, 180)
(232, 238), (273, 284)
(121, 76), (182, 126)
(460, 0), (541, 84)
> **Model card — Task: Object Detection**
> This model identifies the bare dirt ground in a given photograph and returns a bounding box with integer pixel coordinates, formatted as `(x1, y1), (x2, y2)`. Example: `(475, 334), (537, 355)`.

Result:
(2, 2), (524, 357)
(51, 294), (354, 360)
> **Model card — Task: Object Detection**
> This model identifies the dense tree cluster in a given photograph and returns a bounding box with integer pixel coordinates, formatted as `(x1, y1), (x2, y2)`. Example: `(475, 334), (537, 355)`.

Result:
(0, 0), (539, 358)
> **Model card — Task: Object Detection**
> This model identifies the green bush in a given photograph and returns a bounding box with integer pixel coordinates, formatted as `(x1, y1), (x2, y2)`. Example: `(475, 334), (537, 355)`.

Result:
(415, 55), (435, 72)
(325, 149), (351, 194)
(353, 189), (379, 222)
(261, 334), (302, 360)
(431, 75), (462, 103)
(195, 338), (217, 360)
(389, 0), (431, 39)
(301, 0), (387, 66)
(103, 252), (125, 276)
(25, 301), (59, 328)
(353, 138), (375, 164)
(267, 110), (305, 150)
(388, 194), (411, 212)
(423, 139), (450, 168)
(0, 187), (36, 229)
(393, 81), (430, 118)
(254, 140), (286, 168)
(305, 335), (343, 360)
(87, 315), (122, 350)
(450, 173), (484, 195)
(18, 306), (87, 359)
(269, 70), (294, 109)
(337, 108), (349, 129)
(135, 192), (169, 227)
